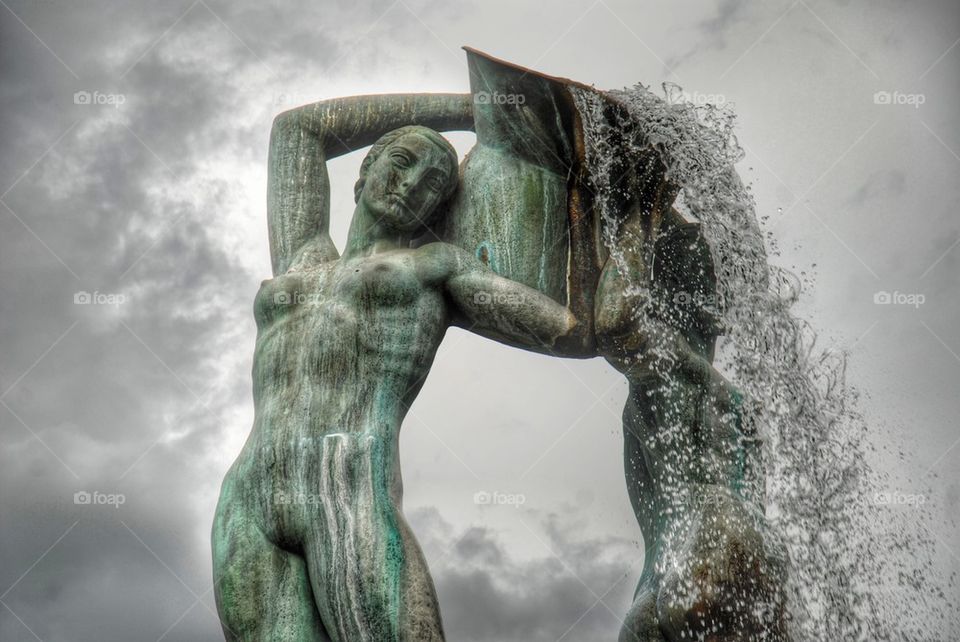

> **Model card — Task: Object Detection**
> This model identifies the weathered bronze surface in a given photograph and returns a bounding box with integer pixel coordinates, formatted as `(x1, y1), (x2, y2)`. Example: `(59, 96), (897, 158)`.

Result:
(212, 47), (786, 641)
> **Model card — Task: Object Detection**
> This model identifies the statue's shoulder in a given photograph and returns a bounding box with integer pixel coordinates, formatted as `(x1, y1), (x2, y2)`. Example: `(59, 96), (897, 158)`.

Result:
(412, 241), (475, 285)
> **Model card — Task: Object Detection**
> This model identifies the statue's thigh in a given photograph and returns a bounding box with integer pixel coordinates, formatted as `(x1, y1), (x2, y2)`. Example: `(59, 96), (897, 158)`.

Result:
(621, 583), (668, 642)
(300, 506), (445, 641)
(213, 504), (330, 642)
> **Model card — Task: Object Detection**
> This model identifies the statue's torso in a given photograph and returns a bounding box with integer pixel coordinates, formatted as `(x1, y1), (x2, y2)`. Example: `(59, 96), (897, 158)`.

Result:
(226, 247), (449, 542)
(253, 247), (447, 433)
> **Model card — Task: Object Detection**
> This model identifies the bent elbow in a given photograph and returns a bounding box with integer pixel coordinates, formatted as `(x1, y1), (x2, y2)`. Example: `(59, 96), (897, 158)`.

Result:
(271, 107), (302, 136)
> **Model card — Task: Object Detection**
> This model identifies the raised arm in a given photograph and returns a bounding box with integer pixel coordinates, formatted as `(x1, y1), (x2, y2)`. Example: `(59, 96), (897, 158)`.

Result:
(268, 94), (474, 276)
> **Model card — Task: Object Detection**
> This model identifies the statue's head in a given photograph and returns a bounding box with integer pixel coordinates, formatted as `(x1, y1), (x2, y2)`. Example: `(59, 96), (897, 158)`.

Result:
(354, 125), (459, 233)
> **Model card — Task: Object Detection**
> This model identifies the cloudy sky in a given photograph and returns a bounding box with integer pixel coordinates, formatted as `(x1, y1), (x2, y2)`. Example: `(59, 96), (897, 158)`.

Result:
(1, 0), (958, 640)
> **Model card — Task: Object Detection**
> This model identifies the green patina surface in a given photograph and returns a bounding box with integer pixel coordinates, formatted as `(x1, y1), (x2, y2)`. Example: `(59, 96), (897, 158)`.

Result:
(211, 47), (784, 642)
(447, 145), (568, 300)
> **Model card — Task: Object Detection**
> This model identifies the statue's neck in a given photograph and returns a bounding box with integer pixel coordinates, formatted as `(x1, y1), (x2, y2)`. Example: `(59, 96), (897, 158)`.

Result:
(342, 202), (410, 260)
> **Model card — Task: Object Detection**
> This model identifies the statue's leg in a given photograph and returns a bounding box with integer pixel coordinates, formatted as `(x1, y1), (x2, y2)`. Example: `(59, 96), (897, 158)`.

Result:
(655, 485), (788, 641)
(620, 391), (668, 642)
(620, 584), (667, 642)
(622, 384), (787, 640)
(212, 485), (330, 642)
(301, 433), (445, 642)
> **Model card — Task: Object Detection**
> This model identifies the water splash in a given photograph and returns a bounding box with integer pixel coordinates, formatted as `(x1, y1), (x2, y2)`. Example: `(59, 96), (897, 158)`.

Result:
(572, 82), (954, 640)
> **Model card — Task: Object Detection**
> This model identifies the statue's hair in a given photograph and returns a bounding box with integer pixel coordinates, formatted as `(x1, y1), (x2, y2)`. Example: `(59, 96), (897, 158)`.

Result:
(353, 125), (459, 204)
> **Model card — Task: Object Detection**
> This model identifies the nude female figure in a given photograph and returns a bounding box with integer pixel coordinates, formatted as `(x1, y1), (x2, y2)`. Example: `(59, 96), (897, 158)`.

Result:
(212, 94), (577, 641)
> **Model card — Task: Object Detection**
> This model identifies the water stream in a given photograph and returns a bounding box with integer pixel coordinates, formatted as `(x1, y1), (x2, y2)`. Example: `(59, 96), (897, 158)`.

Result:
(571, 82), (952, 640)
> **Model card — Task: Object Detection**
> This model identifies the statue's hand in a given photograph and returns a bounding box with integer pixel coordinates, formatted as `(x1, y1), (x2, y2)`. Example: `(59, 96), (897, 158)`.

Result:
(550, 310), (584, 353)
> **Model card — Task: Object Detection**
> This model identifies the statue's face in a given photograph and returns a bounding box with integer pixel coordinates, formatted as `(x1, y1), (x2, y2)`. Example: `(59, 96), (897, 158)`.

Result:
(360, 133), (456, 232)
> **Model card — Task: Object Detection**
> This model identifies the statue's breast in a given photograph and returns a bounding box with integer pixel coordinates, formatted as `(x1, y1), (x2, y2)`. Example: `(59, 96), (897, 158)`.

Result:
(335, 253), (422, 308)
(253, 264), (345, 338)
(254, 272), (308, 328)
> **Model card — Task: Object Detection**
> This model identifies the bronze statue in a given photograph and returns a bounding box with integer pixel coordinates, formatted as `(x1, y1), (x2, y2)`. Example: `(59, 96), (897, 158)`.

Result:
(212, 48), (788, 641)
(212, 94), (577, 640)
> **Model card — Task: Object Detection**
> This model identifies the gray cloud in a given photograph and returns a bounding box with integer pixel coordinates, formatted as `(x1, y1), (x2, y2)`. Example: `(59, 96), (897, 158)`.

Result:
(1, 2), (295, 639)
(2, 0), (958, 640)
(845, 168), (907, 207)
(408, 507), (641, 642)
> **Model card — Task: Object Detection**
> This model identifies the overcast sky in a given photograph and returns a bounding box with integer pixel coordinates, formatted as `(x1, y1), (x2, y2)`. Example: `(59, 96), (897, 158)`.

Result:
(1, 0), (958, 640)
